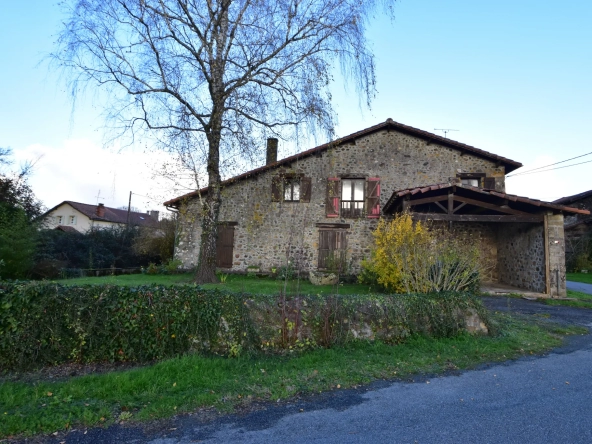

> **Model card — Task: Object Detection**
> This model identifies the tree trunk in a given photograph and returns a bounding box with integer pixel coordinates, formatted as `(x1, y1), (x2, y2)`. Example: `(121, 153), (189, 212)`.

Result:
(194, 116), (224, 284)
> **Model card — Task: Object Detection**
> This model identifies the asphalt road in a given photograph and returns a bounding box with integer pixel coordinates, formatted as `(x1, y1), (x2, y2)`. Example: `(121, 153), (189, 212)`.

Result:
(567, 280), (592, 295)
(36, 298), (592, 444)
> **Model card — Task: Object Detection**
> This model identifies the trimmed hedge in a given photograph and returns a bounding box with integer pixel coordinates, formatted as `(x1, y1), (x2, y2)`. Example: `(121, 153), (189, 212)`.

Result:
(0, 282), (490, 371)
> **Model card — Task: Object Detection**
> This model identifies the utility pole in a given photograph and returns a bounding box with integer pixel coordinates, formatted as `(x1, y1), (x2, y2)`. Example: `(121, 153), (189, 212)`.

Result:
(126, 191), (132, 228)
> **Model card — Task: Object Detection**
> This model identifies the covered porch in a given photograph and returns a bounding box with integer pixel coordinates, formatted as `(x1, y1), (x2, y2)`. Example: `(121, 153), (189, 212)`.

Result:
(383, 183), (589, 298)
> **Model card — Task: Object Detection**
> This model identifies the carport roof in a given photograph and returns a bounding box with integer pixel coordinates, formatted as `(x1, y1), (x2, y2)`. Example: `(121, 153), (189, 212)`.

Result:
(383, 182), (590, 222)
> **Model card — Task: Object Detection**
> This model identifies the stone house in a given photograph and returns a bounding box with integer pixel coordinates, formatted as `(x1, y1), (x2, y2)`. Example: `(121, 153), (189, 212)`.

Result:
(165, 119), (588, 297)
(42, 201), (159, 233)
(553, 190), (592, 270)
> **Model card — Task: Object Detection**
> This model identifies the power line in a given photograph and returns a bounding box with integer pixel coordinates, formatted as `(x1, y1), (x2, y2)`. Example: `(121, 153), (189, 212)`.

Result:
(507, 150), (592, 177)
(506, 159), (592, 178)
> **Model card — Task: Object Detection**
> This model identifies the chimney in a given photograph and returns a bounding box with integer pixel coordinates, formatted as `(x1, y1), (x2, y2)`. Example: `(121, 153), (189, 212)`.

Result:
(149, 210), (160, 221)
(96, 203), (105, 218)
(266, 138), (278, 165)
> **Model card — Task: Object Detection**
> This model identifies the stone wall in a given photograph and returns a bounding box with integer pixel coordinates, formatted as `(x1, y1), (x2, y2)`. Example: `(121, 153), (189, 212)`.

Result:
(448, 222), (499, 282)
(175, 129), (506, 274)
(497, 223), (546, 293)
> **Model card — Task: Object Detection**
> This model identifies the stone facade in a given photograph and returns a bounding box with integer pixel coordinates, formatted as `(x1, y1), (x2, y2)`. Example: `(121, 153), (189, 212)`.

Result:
(498, 223), (546, 293)
(175, 129), (506, 274)
(172, 124), (571, 296)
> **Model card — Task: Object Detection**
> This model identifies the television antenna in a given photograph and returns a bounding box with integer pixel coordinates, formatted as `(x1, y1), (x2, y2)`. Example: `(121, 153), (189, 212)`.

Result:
(434, 129), (459, 138)
(95, 189), (103, 204)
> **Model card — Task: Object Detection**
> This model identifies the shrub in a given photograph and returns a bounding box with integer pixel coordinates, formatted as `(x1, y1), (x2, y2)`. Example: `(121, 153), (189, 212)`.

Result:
(0, 282), (489, 371)
(361, 212), (483, 294)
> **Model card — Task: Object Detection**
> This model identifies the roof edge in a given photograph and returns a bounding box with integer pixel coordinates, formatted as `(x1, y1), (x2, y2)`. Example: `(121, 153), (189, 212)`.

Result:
(164, 119), (523, 207)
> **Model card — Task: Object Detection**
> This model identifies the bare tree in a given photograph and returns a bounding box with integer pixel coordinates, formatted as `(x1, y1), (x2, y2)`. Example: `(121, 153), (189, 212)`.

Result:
(54, 0), (395, 283)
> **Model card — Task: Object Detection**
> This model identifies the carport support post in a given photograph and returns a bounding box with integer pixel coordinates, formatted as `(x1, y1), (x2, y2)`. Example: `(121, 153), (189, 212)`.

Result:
(544, 212), (567, 298)
(544, 213), (551, 296)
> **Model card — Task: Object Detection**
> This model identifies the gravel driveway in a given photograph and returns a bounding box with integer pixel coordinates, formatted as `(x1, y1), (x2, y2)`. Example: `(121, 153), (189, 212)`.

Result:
(567, 280), (592, 295)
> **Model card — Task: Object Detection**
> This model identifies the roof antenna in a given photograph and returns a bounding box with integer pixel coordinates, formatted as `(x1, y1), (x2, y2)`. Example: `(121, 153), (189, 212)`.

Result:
(434, 129), (459, 138)
(95, 189), (103, 205)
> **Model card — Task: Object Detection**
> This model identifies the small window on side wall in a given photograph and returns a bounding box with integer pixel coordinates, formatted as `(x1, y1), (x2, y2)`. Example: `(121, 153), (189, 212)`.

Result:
(271, 175), (311, 203)
(457, 173), (492, 189)
(68, 215), (77, 225)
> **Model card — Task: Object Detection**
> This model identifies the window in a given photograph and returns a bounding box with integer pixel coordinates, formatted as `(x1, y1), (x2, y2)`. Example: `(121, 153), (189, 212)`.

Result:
(271, 175), (311, 203)
(56, 215), (63, 225)
(461, 178), (479, 187)
(284, 177), (300, 201)
(326, 177), (381, 219)
(68, 215), (77, 225)
(457, 173), (488, 189)
(341, 179), (365, 218)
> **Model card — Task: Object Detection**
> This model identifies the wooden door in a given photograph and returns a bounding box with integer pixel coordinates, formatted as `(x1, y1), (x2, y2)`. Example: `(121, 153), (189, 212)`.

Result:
(318, 229), (347, 271)
(216, 225), (235, 268)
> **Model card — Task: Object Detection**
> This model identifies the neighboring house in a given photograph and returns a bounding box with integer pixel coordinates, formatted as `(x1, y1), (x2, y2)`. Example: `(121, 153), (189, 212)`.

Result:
(553, 190), (592, 268)
(42, 201), (159, 233)
(164, 119), (588, 297)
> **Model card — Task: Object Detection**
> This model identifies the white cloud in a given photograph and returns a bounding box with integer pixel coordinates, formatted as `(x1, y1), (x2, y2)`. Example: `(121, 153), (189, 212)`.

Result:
(13, 139), (187, 213)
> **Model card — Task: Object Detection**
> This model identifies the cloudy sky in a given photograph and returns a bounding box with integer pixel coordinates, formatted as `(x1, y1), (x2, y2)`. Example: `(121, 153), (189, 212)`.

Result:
(1, 0), (591, 214)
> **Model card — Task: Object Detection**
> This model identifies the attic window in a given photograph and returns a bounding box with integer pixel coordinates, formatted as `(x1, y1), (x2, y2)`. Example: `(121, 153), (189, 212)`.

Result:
(457, 173), (493, 189)
(56, 215), (63, 225)
(68, 216), (77, 225)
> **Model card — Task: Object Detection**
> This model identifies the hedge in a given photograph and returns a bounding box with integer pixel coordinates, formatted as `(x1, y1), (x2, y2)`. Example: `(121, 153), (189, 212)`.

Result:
(0, 282), (490, 371)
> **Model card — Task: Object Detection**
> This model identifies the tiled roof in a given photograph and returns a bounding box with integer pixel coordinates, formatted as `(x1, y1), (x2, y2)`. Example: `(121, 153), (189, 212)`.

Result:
(43, 201), (159, 228)
(55, 225), (79, 233)
(164, 118), (523, 207)
(553, 189), (592, 205)
(383, 182), (590, 215)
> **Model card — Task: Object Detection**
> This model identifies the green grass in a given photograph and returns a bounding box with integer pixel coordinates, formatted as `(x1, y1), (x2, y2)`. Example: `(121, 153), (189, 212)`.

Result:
(0, 313), (586, 439)
(567, 273), (592, 284)
(545, 290), (592, 309)
(54, 273), (378, 295)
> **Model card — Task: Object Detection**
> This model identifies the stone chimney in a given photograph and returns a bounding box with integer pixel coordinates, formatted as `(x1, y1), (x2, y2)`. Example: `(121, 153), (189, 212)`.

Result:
(96, 203), (105, 218)
(149, 210), (159, 221)
(266, 138), (278, 165)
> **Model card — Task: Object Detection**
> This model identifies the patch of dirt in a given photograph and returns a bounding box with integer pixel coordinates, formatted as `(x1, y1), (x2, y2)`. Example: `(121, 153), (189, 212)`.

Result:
(1, 361), (150, 384)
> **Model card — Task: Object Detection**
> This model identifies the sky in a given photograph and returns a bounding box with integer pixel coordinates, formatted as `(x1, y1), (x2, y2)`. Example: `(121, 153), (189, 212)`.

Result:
(1, 0), (591, 214)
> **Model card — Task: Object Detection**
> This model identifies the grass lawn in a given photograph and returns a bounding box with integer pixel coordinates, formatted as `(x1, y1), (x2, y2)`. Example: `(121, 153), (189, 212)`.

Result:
(54, 273), (378, 295)
(545, 290), (592, 310)
(566, 273), (592, 285)
(1, 313), (586, 439)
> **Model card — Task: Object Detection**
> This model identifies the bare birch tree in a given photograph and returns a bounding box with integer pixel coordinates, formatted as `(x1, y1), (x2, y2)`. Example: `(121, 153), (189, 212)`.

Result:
(54, 0), (395, 283)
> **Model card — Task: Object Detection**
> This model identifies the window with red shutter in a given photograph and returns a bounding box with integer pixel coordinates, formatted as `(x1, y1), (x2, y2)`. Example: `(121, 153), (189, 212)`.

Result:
(366, 178), (380, 218)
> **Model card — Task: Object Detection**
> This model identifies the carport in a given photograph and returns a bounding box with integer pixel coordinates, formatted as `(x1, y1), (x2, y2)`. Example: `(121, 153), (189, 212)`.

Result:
(383, 183), (590, 298)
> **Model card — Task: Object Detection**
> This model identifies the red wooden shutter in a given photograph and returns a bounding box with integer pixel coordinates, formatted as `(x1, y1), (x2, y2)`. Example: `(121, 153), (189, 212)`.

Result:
(326, 178), (340, 217)
(366, 178), (380, 218)
(271, 175), (282, 202)
(300, 177), (312, 202)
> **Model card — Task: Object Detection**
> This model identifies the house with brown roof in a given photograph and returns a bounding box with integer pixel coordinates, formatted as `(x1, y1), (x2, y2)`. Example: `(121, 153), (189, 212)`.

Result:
(165, 119), (588, 297)
(42, 201), (159, 233)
